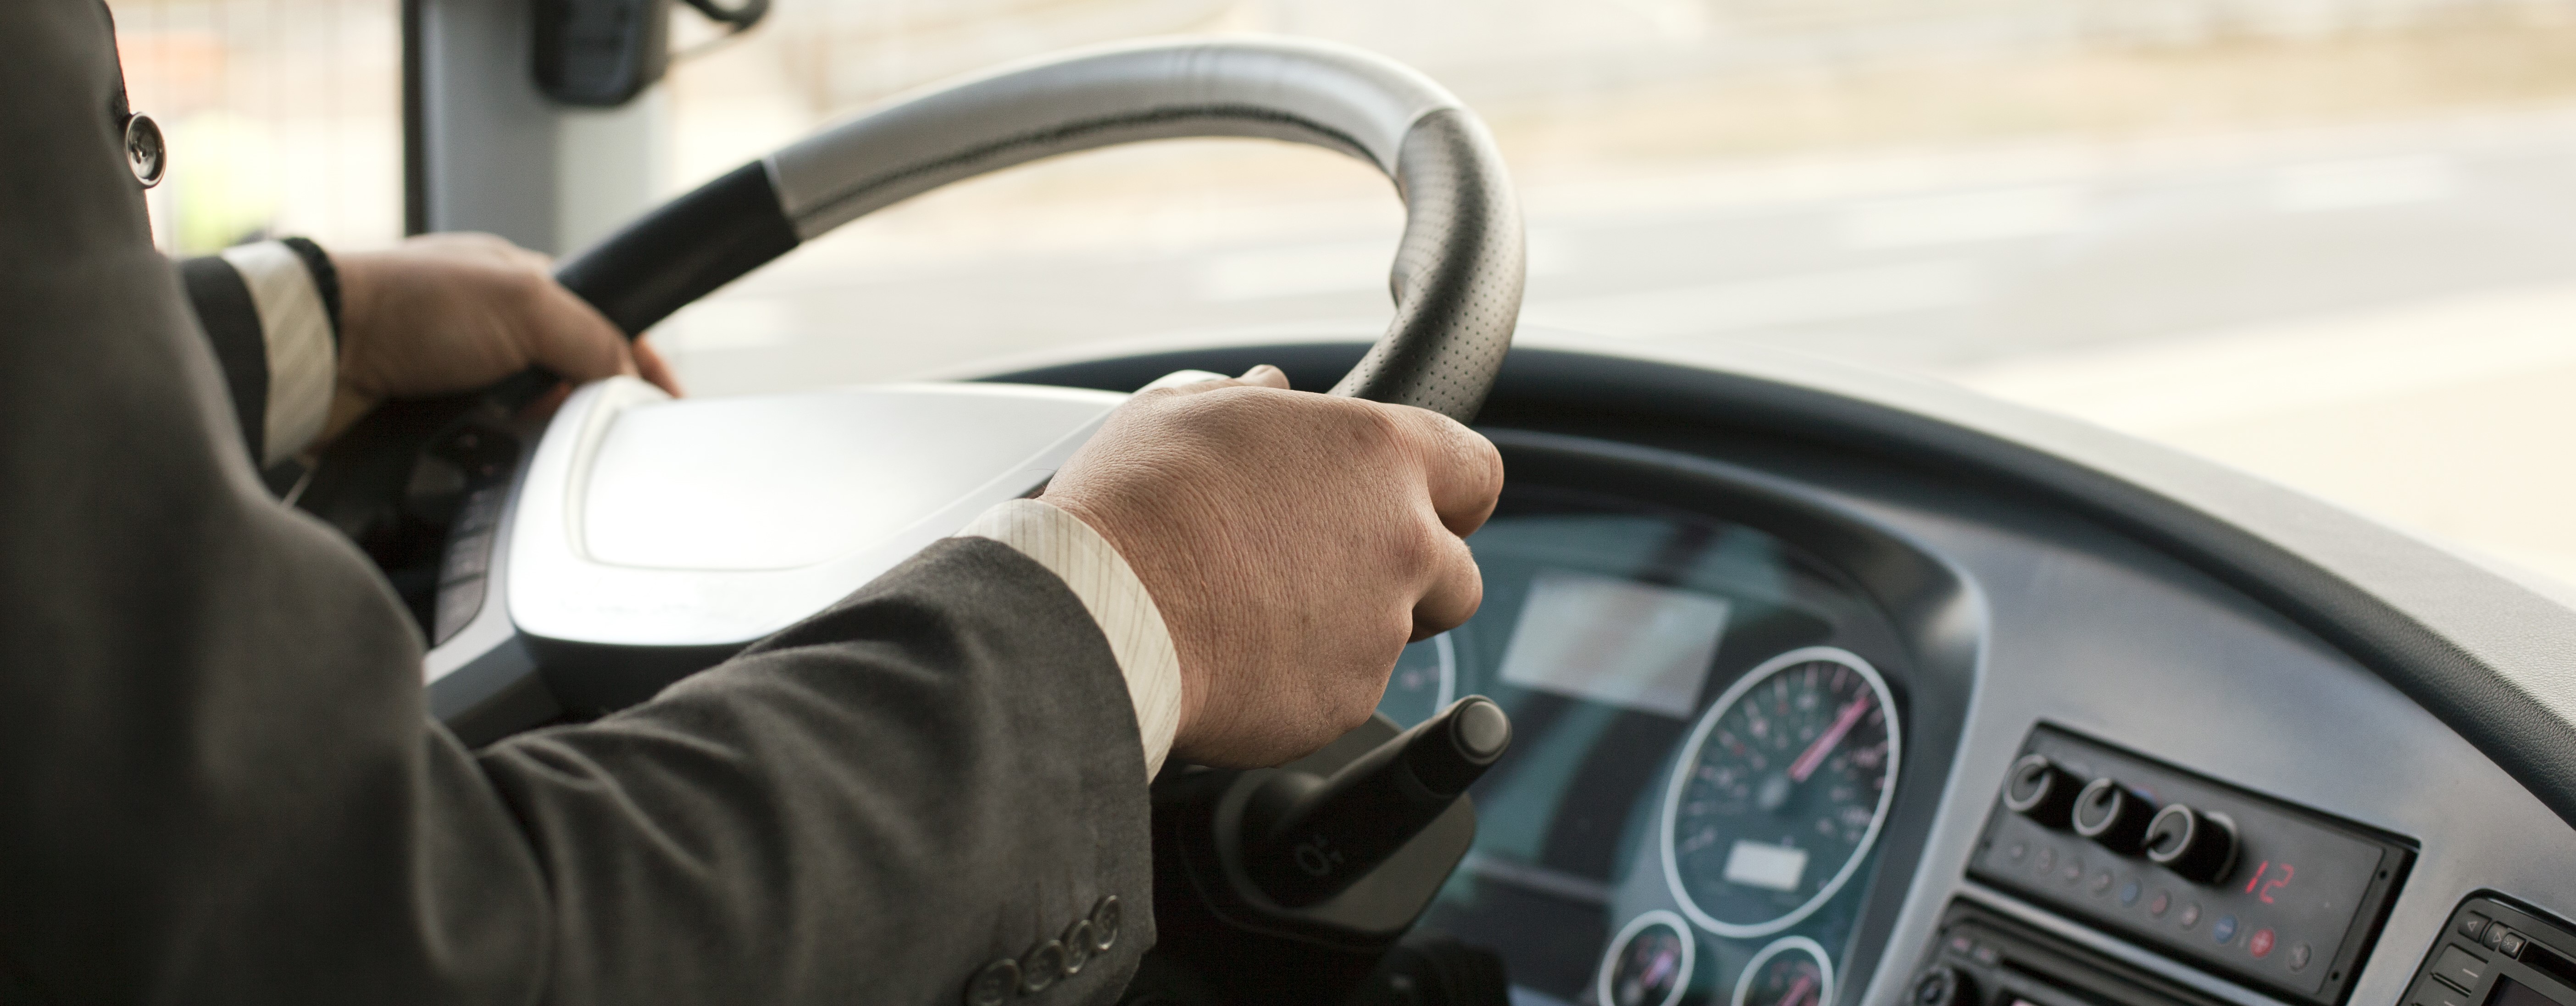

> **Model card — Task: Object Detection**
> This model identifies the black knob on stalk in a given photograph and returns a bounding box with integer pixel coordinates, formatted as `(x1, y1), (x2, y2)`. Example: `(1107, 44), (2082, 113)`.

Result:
(2072, 778), (2156, 855)
(2003, 754), (2082, 829)
(2144, 804), (2239, 884)
(1912, 966), (1974, 1006)
(1245, 697), (1513, 907)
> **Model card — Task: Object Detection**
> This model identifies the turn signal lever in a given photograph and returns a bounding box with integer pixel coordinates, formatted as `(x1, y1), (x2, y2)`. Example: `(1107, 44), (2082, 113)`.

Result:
(1244, 697), (1512, 906)
(1126, 698), (1516, 1006)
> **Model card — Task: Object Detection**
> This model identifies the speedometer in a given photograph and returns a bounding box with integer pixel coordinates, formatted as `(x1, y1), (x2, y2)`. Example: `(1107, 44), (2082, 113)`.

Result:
(1661, 646), (1899, 937)
(1375, 633), (1457, 727)
(1732, 936), (1832, 1006)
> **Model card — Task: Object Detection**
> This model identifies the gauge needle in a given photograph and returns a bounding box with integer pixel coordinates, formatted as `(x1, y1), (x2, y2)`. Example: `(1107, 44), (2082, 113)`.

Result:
(1788, 697), (1871, 784)
(1777, 973), (1819, 1006)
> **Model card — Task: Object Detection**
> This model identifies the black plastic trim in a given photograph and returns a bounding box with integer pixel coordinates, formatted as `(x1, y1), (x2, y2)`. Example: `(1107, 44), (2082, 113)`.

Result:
(400, 0), (425, 237)
(553, 160), (799, 337)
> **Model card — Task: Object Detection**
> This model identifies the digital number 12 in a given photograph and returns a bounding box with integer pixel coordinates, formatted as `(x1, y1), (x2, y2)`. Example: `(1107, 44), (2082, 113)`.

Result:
(2244, 861), (2293, 904)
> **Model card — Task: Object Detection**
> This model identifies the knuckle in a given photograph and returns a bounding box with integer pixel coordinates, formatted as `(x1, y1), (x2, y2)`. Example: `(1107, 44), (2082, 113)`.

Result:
(1344, 400), (1411, 455)
(1388, 527), (1440, 572)
(501, 266), (549, 301)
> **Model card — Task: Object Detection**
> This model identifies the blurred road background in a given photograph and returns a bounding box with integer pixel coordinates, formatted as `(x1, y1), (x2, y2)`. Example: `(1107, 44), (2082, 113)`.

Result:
(107, 0), (2576, 584)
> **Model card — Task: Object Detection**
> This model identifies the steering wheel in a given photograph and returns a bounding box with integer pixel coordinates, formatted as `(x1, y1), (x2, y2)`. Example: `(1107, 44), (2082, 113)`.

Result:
(357, 36), (1524, 723)
(563, 35), (1522, 422)
(308, 38), (1527, 1005)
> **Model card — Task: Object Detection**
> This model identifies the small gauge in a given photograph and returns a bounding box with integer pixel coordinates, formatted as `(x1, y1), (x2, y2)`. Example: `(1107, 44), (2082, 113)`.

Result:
(1598, 910), (1700, 1006)
(1662, 646), (1901, 937)
(1375, 632), (1457, 727)
(1733, 936), (1832, 1006)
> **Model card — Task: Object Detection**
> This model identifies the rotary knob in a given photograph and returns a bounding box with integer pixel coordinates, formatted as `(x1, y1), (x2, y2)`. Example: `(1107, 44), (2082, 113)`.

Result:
(2002, 754), (2082, 829)
(1912, 966), (1974, 1006)
(2144, 804), (2239, 884)
(2072, 778), (2155, 855)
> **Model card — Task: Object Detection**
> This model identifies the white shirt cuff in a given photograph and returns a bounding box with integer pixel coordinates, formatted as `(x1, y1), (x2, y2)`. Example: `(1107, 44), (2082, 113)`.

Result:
(957, 498), (1183, 780)
(218, 240), (336, 465)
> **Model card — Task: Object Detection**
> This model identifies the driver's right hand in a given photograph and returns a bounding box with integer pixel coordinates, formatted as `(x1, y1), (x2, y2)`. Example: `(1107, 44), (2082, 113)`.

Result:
(1041, 365), (1505, 769)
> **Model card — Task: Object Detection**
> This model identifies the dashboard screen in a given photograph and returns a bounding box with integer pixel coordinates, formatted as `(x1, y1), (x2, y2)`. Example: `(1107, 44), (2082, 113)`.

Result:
(1495, 568), (1732, 718)
(2495, 978), (2561, 1006)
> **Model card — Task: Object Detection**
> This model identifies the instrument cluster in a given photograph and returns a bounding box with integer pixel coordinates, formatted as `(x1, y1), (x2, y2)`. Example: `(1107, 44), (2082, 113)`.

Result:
(1372, 484), (1916, 1006)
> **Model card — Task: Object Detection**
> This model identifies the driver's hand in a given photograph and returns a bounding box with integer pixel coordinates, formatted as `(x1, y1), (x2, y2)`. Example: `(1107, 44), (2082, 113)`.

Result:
(1041, 365), (1504, 768)
(332, 233), (682, 428)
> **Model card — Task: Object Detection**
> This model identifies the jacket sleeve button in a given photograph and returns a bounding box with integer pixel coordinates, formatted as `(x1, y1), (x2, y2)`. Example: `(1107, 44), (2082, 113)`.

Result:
(1060, 919), (1096, 976)
(963, 959), (1019, 1006)
(1089, 895), (1121, 951)
(1019, 941), (1068, 994)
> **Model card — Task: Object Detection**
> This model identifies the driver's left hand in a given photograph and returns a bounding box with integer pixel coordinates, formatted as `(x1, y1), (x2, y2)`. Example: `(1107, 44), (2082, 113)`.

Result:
(329, 232), (682, 436)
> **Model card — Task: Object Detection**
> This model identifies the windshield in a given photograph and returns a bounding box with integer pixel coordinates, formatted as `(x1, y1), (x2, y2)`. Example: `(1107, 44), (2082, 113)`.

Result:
(113, 0), (2576, 586)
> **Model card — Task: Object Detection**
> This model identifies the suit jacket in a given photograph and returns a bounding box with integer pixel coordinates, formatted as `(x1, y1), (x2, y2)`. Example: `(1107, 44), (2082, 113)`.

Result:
(0, 4), (1154, 1004)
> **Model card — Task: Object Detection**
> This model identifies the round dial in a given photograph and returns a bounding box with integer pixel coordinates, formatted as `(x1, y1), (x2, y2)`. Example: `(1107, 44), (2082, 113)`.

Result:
(1597, 910), (1696, 1006)
(1662, 646), (1900, 937)
(1375, 632), (1457, 727)
(1732, 936), (1833, 1006)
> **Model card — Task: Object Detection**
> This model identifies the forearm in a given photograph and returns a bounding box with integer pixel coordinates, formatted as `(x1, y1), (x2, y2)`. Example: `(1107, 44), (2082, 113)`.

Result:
(478, 539), (1155, 1005)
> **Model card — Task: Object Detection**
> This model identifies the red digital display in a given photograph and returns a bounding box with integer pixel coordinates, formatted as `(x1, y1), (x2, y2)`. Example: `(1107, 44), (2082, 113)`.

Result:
(2244, 861), (2296, 904)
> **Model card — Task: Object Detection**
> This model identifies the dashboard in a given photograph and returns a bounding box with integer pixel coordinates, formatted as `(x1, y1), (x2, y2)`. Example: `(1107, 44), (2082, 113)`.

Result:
(987, 334), (2576, 1006)
(409, 333), (2576, 1006)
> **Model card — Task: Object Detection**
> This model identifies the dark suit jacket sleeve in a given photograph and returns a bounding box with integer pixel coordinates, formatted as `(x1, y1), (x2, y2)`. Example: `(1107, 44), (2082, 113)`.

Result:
(0, 5), (1153, 1005)
(175, 238), (342, 465)
(177, 253), (274, 459)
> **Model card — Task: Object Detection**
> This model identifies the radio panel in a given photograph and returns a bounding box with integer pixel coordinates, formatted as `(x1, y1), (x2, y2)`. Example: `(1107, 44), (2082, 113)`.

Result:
(1910, 899), (2229, 1006)
(2404, 896), (2576, 1006)
(1967, 725), (2414, 1006)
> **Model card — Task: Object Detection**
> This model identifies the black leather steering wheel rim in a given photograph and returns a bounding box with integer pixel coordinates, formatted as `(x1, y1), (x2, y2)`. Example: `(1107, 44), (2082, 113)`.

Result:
(550, 36), (1525, 422)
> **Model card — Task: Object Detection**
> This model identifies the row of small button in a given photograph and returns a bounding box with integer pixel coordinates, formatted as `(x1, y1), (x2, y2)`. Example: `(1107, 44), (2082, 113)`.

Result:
(963, 896), (1122, 1006)
(2463, 914), (2532, 959)
(2001, 839), (2315, 971)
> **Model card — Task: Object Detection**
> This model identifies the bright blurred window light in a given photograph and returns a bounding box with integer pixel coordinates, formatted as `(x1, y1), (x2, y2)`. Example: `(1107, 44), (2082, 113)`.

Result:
(113, 0), (2576, 588)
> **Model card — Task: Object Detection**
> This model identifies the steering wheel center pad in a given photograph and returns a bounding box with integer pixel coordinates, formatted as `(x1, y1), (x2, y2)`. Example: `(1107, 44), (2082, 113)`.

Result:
(501, 379), (1125, 650)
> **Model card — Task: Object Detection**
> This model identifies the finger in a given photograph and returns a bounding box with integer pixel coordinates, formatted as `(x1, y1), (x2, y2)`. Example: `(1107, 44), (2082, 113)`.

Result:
(518, 278), (636, 385)
(1387, 406), (1505, 537)
(1410, 531), (1485, 640)
(633, 337), (685, 397)
(1236, 364), (1289, 389)
(1151, 364), (1288, 397)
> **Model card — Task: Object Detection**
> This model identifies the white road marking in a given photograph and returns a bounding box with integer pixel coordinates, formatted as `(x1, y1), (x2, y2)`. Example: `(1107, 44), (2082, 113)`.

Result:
(1194, 231), (1575, 302)
(1527, 260), (1982, 338)
(1944, 280), (2576, 430)
(2268, 155), (2454, 213)
(1840, 184), (2088, 248)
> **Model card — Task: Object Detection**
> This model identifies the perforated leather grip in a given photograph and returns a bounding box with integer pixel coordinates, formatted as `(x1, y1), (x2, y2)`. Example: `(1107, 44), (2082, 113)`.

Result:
(553, 36), (1524, 422)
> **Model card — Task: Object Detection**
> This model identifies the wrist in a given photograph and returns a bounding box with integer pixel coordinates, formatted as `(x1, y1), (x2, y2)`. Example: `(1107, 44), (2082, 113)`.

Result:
(1043, 493), (1214, 756)
(327, 249), (390, 401)
(277, 237), (344, 350)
